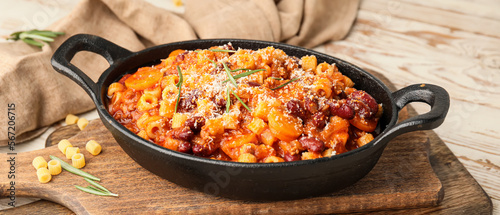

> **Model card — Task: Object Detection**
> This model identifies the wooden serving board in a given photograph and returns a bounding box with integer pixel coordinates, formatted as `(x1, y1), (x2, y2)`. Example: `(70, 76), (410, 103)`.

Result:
(1, 112), (442, 214)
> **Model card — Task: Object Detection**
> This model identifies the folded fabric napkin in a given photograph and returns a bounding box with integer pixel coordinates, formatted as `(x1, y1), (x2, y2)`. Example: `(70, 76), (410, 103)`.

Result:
(0, 0), (359, 145)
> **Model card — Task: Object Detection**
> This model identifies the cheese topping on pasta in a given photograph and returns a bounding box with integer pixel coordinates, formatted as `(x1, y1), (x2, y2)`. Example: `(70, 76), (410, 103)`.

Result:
(107, 44), (382, 162)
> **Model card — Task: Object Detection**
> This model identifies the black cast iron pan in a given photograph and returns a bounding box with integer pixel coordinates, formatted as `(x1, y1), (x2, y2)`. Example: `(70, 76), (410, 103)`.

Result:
(51, 34), (449, 201)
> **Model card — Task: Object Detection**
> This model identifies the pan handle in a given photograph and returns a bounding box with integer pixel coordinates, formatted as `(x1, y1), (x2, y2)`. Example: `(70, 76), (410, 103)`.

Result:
(51, 34), (133, 101)
(381, 84), (450, 140)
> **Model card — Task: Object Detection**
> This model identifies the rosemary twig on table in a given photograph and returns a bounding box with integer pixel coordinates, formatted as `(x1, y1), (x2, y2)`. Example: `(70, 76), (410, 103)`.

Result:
(7, 29), (64, 48)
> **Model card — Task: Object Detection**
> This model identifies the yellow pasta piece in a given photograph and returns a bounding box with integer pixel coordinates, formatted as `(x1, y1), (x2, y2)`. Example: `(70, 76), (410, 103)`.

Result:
(48, 160), (62, 175)
(259, 128), (277, 146)
(65, 114), (79, 125)
(32, 156), (47, 170)
(252, 98), (281, 121)
(202, 117), (224, 136)
(171, 113), (188, 129)
(301, 55), (317, 72)
(222, 113), (239, 130)
(77, 118), (89, 130)
(37, 168), (52, 183)
(58, 139), (73, 154)
(247, 117), (267, 135)
(322, 148), (336, 157)
(312, 78), (332, 98)
(66, 147), (80, 159)
(86, 140), (102, 156)
(357, 133), (374, 147)
(143, 86), (162, 98)
(107, 82), (125, 97)
(137, 93), (159, 111)
(237, 153), (257, 163)
(264, 156), (284, 163)
(301, 152), (322, 160)
(146, 118), (166, 139)
(159, 100), (176, 118)
(137, 130), (149, 140)
(72, 153), (86, 169)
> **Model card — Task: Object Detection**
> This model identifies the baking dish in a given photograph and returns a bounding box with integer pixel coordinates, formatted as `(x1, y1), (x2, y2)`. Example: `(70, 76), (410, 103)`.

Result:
(51, 34), (449, 200)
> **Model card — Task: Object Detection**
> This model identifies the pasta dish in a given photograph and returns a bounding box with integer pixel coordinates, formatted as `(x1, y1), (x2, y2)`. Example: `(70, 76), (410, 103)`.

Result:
(107, 44), (382, 163)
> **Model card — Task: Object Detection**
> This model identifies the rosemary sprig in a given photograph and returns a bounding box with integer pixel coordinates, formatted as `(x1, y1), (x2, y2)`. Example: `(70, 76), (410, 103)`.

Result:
(271, 77), (284, 80)
(49, 155), (100, 181)
(271, 78), (300, 90)
(226, 87), (231, 113)
(206, 58), (217, 68)
(222, 62), (238, 87)
(229, 88), (251, 112)
(75, 185), (118, 197)
(7, 29), (64, 48)
(174, 66), (183, 113)
(222, 69), (265, 83)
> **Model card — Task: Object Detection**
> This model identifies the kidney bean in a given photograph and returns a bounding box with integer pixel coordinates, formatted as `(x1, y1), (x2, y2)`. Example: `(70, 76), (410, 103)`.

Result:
(304, 96), (319, 114)
(213, 95), (227, 110)
(298, 136), (325, 153)
(328, 100), (354, 119)
(350, 90), (378, 115)
(284, 153), (301, 162)
(172, 126), (194, 142)
(175, 52), (187, 62)
(286, 99), (306, 119)
(179, 91), (199, 112)
(177, 141), (192, 153)
(347, 98), (372, 119)
(192, 142), (216, 157)
(185, 116), (206, 133)
(311, 111), (327, 129)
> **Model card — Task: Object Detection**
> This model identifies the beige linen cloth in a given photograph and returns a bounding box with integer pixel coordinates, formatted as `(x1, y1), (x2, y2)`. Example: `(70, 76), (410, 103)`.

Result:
(0, 0), (359, 145)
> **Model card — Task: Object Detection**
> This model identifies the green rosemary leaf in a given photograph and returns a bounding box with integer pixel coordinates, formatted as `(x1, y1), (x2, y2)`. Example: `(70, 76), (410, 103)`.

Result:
(174, 66), (183, 113)
(271, 78), (300, 90)
(222, 62), (238, 87)
(21, 38), (44, 48)
(230, 88), (251, 112)
(20, 32), (54, 42)
(271, 77), (284, 80)
(206, 58), (217, 68)
(84, 178), (112, 194)
(49, 156), (100, 181)
(222, 69), (265, 83)
(226, 87), (231, 113)
(75, 185), (118, 197)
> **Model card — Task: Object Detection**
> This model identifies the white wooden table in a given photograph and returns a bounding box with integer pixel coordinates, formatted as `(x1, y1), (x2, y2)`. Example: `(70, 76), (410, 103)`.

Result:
(1, 0), (499, 213)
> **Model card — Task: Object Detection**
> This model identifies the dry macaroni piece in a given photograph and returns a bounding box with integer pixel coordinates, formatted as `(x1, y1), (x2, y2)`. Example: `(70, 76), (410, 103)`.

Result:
(72, 153), (86, 169)
(66, 147), (80, 159)
(65, 114), (79, 125)
(107, 44), (382, 163)
(48, 159), (62, 175)
(37, 168), (52, 183)
(58, 139), (73, 154)
(86, 140), (102, 156)
(77, 118), (89, 130)
(32, 156), (48, 170)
